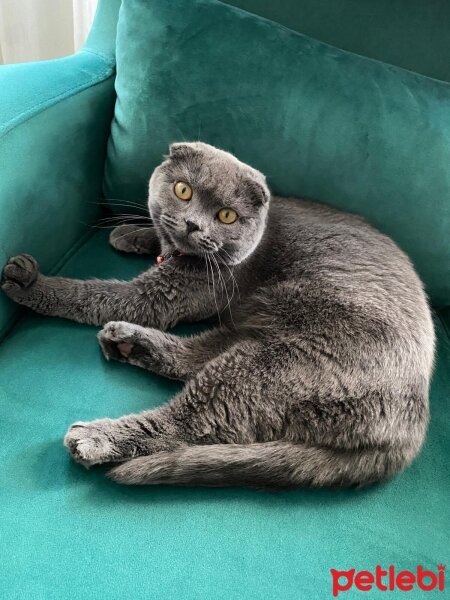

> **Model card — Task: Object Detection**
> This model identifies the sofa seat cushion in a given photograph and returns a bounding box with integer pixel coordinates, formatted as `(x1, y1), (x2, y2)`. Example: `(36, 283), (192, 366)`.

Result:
(0, 229), (449, 598)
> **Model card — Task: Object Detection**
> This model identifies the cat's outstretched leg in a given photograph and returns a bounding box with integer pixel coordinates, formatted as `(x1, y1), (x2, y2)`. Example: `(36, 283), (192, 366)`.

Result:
(98, 322), (238, 380)
(109, 224), (160, 255)
(65, 340), (274, 466)
(1, 254), (153, 326)
(1, 254), (222, 328)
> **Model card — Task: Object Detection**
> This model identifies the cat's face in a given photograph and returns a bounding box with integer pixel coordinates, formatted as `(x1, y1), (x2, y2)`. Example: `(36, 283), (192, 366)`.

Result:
(148, 142), (270, 265)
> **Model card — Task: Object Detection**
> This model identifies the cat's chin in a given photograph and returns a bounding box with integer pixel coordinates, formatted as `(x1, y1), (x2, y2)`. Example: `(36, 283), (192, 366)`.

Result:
(167, 234), (209, 259)
(165, 232), (238, 265)
(171, 242), (199, 258)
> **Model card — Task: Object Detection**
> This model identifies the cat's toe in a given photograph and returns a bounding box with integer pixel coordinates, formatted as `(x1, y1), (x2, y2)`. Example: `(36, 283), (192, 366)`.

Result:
(1, 254), (39, 294)
(64, 421), (120, 467)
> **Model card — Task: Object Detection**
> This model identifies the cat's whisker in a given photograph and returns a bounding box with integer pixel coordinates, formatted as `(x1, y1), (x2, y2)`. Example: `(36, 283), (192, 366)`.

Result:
(92, 223), (133, 230)
(218, 258), (240, 325)
(220, 263), (238, 311)
(89, 199), (151, 215)
(217, 251), (241, 304)
(92, 214), (154, 229)
(91, 223), (155, 232)
(94, 221), (153, 229)
(202, 252), (213, 299)
(218, 247), (233, 261)
(212, 254), (236, 328)
(159, 216), (177, 231)
(110, 226), (153, 244)
(96, 214), (154, 225)
(216, 258), (235, 326)
(105, 199), (150, 210)
(219, 259), (236, 326)
(100, 213), (153, 223)
(218, 247), (239, 270)
(97, 211), (152, 218)
(209, 254), (222, 325)
(211, 255), (224, 304)
(206, 253), (221, 326)
(96, 217), (133, 223)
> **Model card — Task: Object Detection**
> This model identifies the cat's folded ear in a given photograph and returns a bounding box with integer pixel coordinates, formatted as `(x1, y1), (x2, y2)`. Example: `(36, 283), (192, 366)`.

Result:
(245, 175), (270, 206)
(169, 142), (197, 158)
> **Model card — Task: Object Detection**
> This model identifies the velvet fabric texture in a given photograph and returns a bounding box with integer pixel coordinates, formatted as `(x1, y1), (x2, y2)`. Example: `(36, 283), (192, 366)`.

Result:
(0, 51), (116, 340)
(0, 230), (448, 599)
(104, 0), (450, 306)
(1, 0), (449, 597)
(225, 0), (450, 82)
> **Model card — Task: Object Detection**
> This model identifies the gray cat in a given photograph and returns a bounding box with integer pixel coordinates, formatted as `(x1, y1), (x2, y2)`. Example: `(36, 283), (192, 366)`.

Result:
(1, 142), (435, 488)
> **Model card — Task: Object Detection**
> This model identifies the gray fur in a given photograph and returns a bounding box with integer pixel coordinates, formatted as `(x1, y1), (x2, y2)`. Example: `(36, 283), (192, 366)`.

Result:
(1, 142), (435, 489)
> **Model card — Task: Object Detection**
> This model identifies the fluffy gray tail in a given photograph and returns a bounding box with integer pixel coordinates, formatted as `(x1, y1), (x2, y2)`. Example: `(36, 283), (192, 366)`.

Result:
(108, 441), (412, 488)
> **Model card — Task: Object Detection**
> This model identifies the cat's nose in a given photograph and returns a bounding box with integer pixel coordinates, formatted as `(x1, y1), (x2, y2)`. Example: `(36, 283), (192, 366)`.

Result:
(185, 219), (200, 235)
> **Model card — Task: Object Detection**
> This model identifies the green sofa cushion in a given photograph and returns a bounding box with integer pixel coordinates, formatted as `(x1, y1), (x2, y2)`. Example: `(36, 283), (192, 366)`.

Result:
(224, 0), (450, 82)
(0, 229), (448, 598)
(104, 0), (450, 306)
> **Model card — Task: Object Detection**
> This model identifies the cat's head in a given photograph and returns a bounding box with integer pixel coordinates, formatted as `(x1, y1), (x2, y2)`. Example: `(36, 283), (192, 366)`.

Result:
(148, 142), (270, 265)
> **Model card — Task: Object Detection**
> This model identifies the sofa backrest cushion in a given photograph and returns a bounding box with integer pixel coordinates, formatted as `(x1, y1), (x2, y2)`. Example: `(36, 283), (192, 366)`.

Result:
(104, 0), (450, 306)
(223, 0), (450, 82)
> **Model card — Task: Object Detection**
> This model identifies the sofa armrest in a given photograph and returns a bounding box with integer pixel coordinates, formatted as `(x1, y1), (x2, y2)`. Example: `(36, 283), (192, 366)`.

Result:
(0, 50), (116, 340)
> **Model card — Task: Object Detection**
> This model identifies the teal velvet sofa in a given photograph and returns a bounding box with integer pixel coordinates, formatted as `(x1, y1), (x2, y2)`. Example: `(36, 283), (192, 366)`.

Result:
(0, 1), (449, 598)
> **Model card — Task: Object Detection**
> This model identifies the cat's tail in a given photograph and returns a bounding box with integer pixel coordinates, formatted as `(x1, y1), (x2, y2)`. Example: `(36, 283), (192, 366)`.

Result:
(107, 441), (414, 488)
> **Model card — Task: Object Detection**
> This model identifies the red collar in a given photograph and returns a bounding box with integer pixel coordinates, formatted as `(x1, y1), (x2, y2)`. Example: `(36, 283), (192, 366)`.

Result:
(156, 250), (185, 264)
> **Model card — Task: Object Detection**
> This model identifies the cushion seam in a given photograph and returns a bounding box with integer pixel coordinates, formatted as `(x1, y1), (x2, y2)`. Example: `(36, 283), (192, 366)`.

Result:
(79, 46), (115, 64)
(0, 58), (115, 141)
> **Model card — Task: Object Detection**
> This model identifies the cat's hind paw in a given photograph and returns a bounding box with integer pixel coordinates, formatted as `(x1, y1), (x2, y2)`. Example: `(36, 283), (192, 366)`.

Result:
(109, 224), (153, 254)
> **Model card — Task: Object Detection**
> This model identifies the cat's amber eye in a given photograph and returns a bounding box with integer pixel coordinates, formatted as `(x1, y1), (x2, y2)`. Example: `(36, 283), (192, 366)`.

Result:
(218, 207), (238, 224)
(174, 181), (193, 201)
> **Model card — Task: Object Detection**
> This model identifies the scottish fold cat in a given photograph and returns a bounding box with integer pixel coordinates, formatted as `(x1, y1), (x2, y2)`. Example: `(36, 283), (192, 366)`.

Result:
(1, 142), (434, 488)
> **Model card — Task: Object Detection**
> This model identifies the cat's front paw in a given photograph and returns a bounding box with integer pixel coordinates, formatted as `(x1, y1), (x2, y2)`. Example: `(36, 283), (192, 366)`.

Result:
(64, 419), (122, 467)
(1, 254), (39, 298)
(98, 321), (143, 362)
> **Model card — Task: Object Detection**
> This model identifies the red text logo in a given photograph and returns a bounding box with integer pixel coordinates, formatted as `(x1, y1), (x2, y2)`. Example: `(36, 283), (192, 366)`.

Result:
(330, 565), (445, 596)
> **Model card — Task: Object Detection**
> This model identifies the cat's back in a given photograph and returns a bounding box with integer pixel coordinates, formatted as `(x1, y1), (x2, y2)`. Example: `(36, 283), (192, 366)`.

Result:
(267, 196), (425, 301)
(268, 195), (398, 259)
(251, 196), (434, 358)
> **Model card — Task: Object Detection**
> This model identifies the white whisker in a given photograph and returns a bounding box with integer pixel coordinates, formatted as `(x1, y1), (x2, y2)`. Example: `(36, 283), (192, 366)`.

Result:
(218, 250), (241, 303)
(212, 254), (236, 328)
(109, 226), (152, 243)
(206, 253), (221, 326)
(105, 199), (149, 210)
(202, 251), (212, 297)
